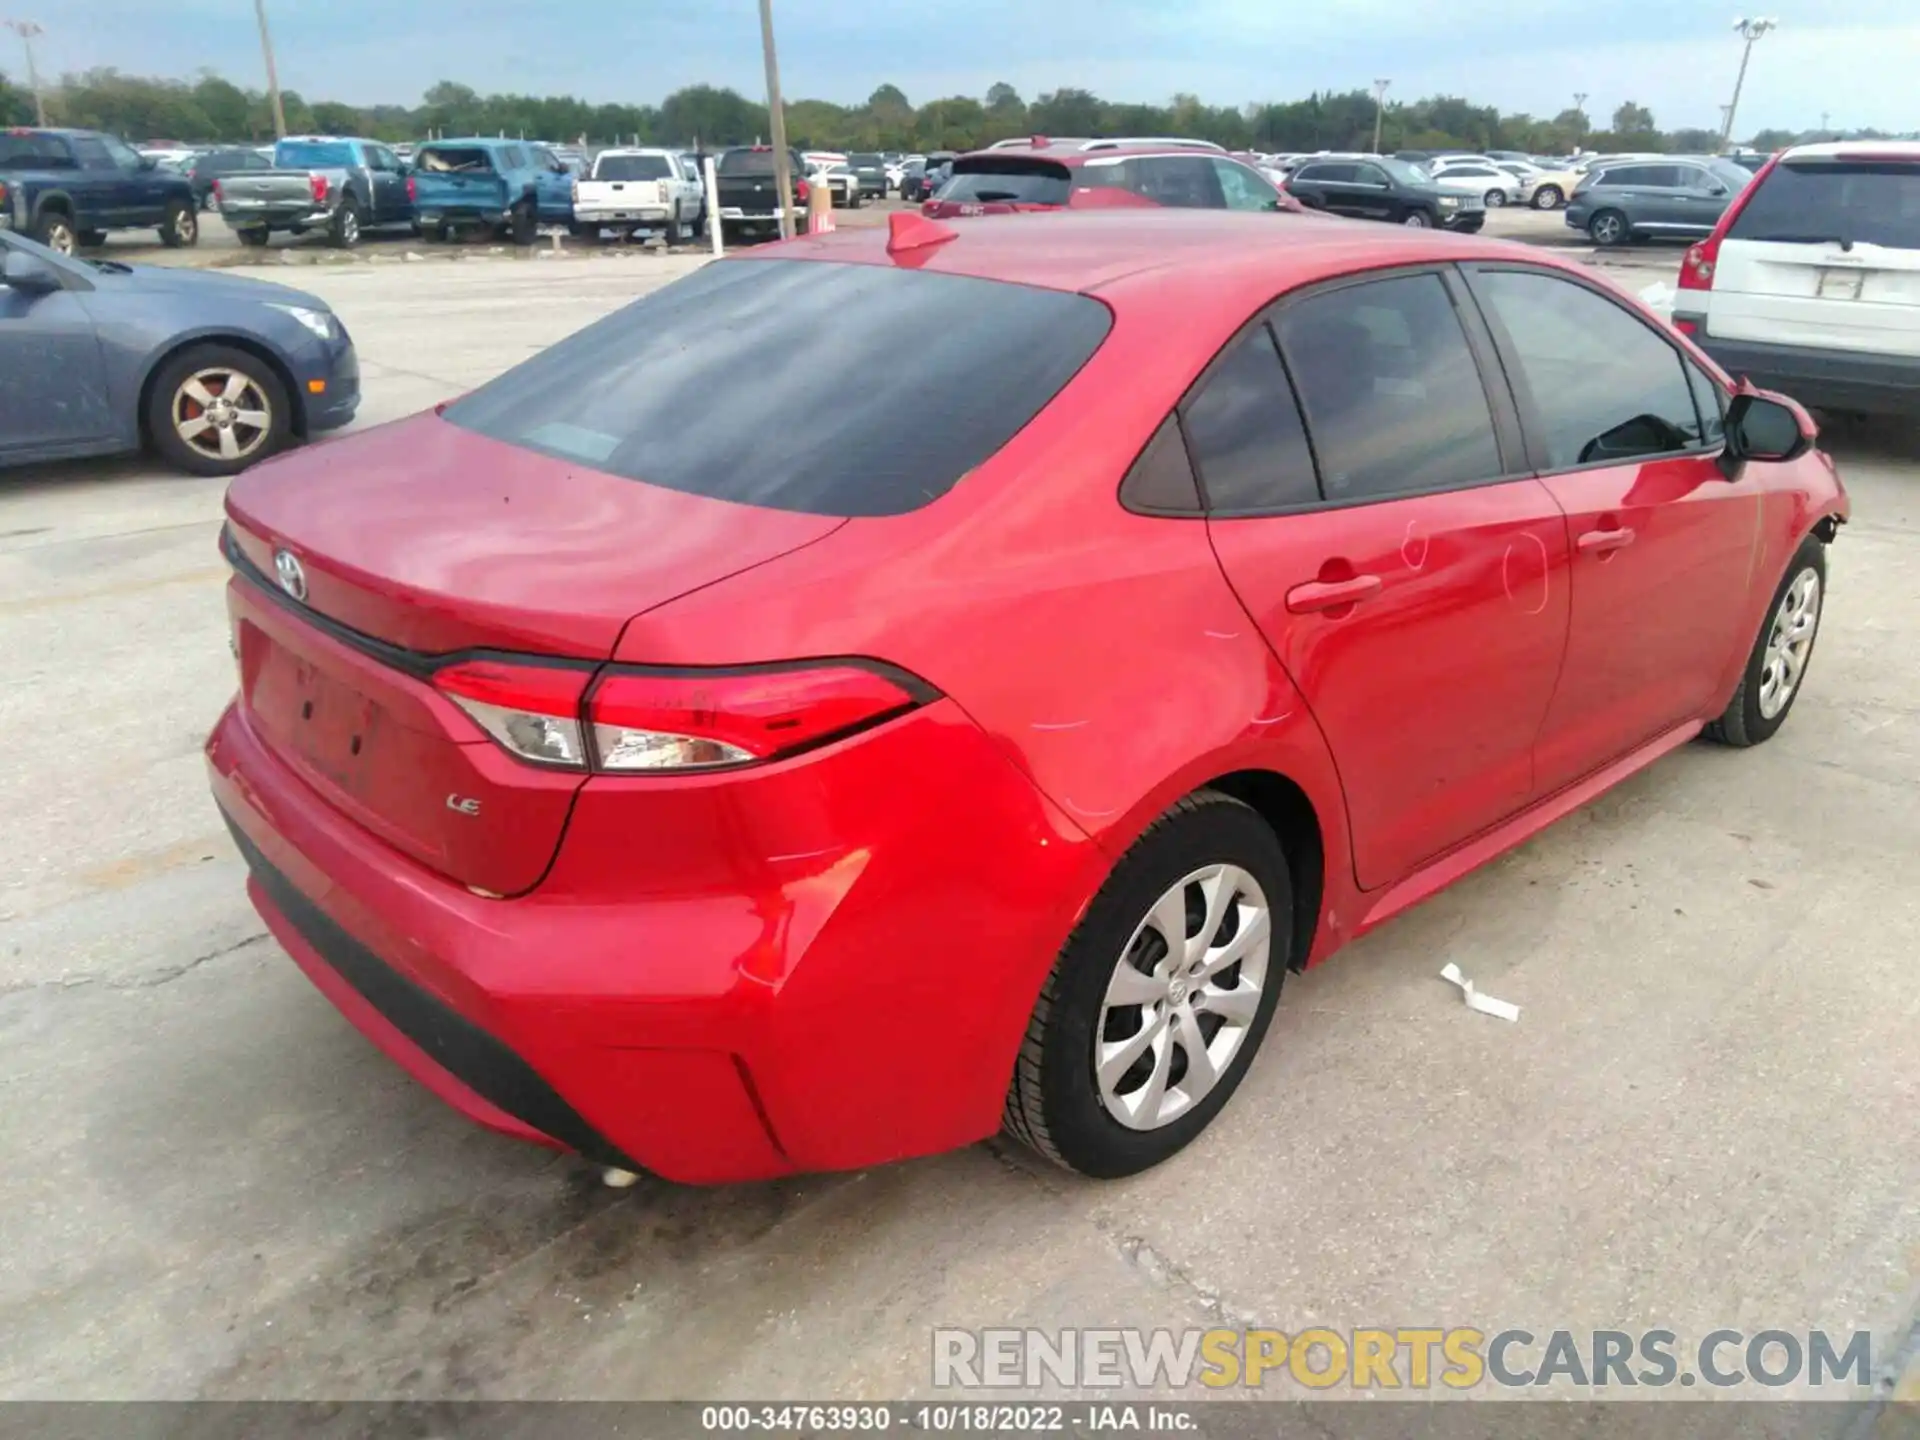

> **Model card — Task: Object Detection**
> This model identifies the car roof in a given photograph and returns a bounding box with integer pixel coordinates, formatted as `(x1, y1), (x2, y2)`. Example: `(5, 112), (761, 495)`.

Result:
(1779, 140), (1920, 163)
(740, 209), (1576, 308)
(957, 143), (1254, 170)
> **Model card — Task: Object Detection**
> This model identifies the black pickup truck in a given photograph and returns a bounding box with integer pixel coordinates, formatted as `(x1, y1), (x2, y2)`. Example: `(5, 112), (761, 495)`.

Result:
(713, 146), (812, 241)
(0, 127), (199, 254)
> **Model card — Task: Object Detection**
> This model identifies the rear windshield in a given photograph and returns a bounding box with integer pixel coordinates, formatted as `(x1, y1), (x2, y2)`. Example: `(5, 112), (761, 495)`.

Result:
(850, 153), (884, 168)
(444, 259), (1113, 517)
(1729, 161), (1920, 250)
(596, 153), (672, 181)
(0, 133), (73, 167)
(718, 149), (786, 176)
(276, 140), (355, 168)
(416, 146), (496, 174)
(942, 158), (1073, 206)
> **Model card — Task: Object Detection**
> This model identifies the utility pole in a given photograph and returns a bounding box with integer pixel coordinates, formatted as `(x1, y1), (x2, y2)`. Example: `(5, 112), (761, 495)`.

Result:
(758, 0), (795, 239)
(3, 18), (46, 125)
(1720, 17), (1778, 151)
(1370, 78), (1390, 155)
(1820, 110), (1830, 138)
(251, 0), (287, 139)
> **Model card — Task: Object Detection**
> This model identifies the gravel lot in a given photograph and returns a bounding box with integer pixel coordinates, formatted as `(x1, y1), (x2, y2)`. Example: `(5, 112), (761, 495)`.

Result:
(1, 219), (1915, 1406)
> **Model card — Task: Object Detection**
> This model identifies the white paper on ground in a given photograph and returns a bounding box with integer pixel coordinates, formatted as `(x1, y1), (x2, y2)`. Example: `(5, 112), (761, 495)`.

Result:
(1439, 962), (1521, 1022)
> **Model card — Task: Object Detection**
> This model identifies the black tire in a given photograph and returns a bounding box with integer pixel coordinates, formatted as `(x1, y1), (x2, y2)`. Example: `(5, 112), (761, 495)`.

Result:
(507, 202), (537, 246)
(421, 222), (449, 243)
(1588, 208), (1630, 247)
(31, 208), (76, 255)
(1004, 790), (1291, 1179)
(159, 197), (199, 248)
(328, 199), (364, 248)
(1484, 188), (1507, 208)
(236, 226), (271, 248)
(1402, 208), (1433, 228)
(77, 229), (108, 248)
(144, 343), (292, 478)
(1706, 536), (1827, 747)
(1532, 184), (1563, 210)
(667, 216), (688, 245)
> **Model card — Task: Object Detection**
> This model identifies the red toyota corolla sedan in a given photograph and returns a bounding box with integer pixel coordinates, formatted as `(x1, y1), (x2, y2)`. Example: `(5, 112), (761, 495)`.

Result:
(207, 209), (1847, 1184)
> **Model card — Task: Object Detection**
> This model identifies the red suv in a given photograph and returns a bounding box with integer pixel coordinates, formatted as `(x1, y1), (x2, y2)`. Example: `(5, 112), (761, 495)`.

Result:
(208, 211), (1846, 1184)
(921, 140), (1306, 218)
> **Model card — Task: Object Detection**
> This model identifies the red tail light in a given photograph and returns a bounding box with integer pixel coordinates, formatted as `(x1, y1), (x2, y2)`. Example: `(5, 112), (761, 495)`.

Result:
(210, 179), (222, 204)
(434, 659), (927, 774)
(406, 175), (417, 203)
(1678, 152), (1778, 293)
(0, 181), (10, 208)
(309, 173), (329, 205)
(794, 177), (810, 205)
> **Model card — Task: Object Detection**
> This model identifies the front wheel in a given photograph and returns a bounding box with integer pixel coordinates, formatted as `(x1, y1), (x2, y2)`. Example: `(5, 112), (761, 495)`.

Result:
(160, 197), (199, 248)
(1588, 208), (1630, 247)
(146, 343), (292, 478)
(1707, 537), (1827, 747)
(1532, 184), (1563, 210)
(1402, 209), (1432, 228)
(1004, 790), (1290, 1179)
(507, 202), (537, 246)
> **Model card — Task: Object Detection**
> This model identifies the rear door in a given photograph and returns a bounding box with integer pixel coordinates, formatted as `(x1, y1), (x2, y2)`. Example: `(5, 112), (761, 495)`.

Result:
(1202, 268), (1570, 890)
(1672, 162), (1733, 235)
(1461, 264), (1760, 792)
(1707, 155), (1920, 358)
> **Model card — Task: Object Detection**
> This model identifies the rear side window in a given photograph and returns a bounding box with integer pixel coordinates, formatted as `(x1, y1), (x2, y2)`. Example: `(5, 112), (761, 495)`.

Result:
(1277, 274), (1502, 502)
(444, 260), (1112, 518)
(416, 146), (494, 174)
(0, 133), (73, 167)
(1120, 416), (1202, 514)
(1729, 161), (1920, 250)
(1471, 269), (1705, 466)
(276, 140), (356, 168)
(1181, 325), (1318, 512)
(596, 153), (673, 181)
(943, 158), (1072, 206)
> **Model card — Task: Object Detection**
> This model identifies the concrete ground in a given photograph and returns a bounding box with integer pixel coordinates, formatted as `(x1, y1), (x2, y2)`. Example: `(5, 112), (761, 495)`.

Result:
(1, 233), (1916, 1405)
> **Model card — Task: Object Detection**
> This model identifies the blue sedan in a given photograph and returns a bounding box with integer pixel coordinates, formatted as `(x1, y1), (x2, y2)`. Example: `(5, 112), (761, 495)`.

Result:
(0, 230), (359, 476)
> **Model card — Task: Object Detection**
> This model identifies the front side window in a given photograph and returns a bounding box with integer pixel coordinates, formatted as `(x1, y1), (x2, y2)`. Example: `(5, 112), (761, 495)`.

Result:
(1352, 164), (1390, 187)
(1128, 156), (1224, 209)
(1472, 269), (1706, 467)
(1277, 274), (1502, 502)
(1211, 158), (1279, 212)
(1181, 325), (1318, 512)
(70, 137), (113, 170)
(101, 136), (144, 170)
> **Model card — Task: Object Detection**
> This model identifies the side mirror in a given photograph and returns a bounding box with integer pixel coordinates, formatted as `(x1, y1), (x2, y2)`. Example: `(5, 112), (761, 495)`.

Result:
(1720, 390), (1812, 476)
(1, 250), (63, 294)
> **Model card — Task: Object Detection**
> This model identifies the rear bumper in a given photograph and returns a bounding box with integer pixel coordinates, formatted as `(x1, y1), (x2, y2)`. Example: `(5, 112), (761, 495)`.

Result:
(205, 688), (1098, 1184)
(1690, 328), (1920, 416)
(416, 207), (511, 226)
(220, 202), (333, 230)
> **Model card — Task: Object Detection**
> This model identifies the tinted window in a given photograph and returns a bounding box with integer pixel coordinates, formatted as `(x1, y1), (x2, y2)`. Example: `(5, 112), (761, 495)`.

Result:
(1376, 159), (1431, 186)
(1352, 164), (1390, 186)
(944, 158), (1071, 205)
(1212, 158), (1279, 211)
(1181, 325), (1318, 512)
(1277, 275), (1502, 502)
(445, 260), (1112, 518)
(102, 136), (144, 169)
(1296, 163), (1356, 184)
(1729, 161), (1920, 250)
(1605, 164), (1680, 187)
(597, 153), (673, 181)
(206, 148), (257, 174)
(1120, 415), (1202, 515)
(718, 149), (787, 176)
(1473, 269), (1703, 467)
(0, 133), (72, 167)
(1127, 156), (1223, 208)
(276, 140), (356, 168)
(70, 137), (113, 169)
(1685, 362), (1726, 448)
(503, 146), (528, 169)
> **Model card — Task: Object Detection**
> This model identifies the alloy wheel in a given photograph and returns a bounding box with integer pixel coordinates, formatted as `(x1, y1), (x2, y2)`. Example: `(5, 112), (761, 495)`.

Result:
(172, 368), (273, 465)
(1591, 213), (1625, 245)
(1403, 211), (1430, 227)
(1485, 189), (1507, 207)
(41, 217), (76, 254)
(1758, 570), (1821, 719)
(340, 208), (360, 245)
(1094, 864), (1272, 1132)
(175, 209), (198, 244)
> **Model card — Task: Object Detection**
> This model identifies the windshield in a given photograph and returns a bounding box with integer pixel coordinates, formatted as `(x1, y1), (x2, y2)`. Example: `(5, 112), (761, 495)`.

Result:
(275, 140), (356, 168)
(444, 259), (1113, 518)
(596, 154), (672, 181)
(1729, 161), (1920, 249)
(940, 158), (1074, 205)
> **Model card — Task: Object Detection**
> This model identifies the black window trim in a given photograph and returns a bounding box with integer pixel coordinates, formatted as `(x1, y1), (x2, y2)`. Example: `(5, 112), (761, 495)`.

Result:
(1454, 260), (1728, 479)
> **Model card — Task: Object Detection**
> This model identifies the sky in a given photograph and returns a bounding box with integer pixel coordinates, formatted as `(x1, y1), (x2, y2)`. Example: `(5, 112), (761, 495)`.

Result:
(21, 0), (1920, 135)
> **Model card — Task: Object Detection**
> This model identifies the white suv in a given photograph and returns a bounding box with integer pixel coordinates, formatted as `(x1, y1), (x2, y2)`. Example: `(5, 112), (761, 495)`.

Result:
(1671, 141), (1920, 416)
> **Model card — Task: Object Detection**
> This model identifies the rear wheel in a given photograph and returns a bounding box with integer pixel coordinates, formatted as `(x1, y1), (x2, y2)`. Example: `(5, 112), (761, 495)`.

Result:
(1589, 208), (1630, 247)
(1004, 790), (1290, 1178)
(31, 209), (76, 255)
(159, 197), (199, 248)
(1484, 187), (1508, 208)
(1707, 537), (1827, 747)
(236, 226), (271, 247)
(146, 343), (291, 478)
(328, 200), (363, 247)
(1532, 184), (1564, 209)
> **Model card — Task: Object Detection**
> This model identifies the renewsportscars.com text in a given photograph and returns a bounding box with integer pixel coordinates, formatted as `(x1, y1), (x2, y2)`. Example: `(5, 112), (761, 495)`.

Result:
(933, 1327), (1875, 1391)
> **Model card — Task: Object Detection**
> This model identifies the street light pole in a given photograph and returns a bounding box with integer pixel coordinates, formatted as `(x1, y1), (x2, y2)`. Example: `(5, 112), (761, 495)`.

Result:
(758, 0), (795, 240)
(1720, 16), (1778, 151)
(251, 0), (287, 139)
(1371, 78), (1390, 155)
(3, 18), (46, 125)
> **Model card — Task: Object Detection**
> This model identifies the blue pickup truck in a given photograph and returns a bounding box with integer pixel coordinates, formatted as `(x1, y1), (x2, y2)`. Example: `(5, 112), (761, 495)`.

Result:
(0, 127), (200, 254)
(409, 138), (574, 244)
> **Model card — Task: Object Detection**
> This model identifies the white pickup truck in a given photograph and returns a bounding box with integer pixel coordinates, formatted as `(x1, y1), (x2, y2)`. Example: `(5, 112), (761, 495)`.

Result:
(571, 148), (703, 243)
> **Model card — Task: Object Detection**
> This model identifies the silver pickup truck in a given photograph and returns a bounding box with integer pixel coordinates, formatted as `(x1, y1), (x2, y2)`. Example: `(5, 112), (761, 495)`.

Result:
(216, 136), (415, 248)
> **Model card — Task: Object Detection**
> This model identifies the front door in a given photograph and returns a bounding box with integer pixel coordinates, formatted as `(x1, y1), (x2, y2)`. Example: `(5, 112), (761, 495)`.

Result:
(365, 146), (408, 224)
(1198, 269), (1570, 890)
(0, 251), (113, 454)
(1462, 265), (1762, 794)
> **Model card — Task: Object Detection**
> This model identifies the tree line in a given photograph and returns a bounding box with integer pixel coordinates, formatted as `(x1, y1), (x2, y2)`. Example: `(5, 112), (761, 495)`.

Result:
(1, 68), (1893, 157)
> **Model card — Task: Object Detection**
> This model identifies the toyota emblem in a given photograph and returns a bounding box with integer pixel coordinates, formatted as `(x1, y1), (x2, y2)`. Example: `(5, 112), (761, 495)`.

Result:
(273, 549), (307, 602)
